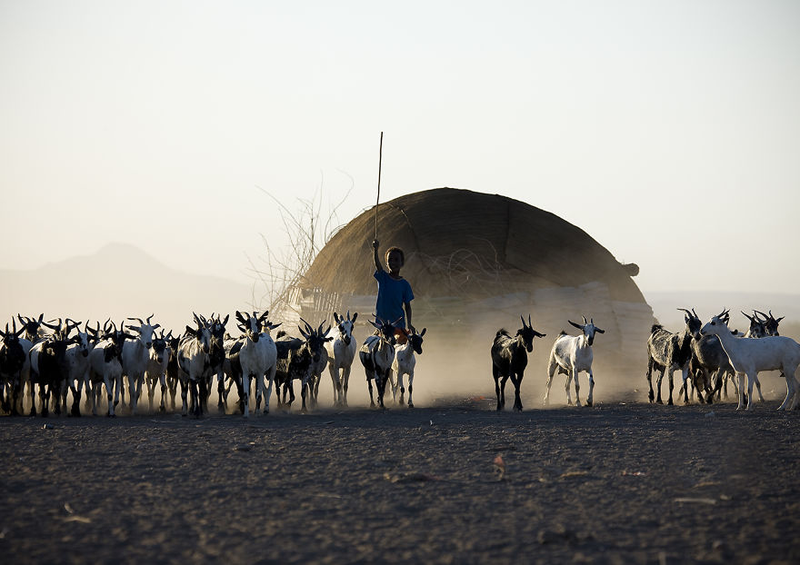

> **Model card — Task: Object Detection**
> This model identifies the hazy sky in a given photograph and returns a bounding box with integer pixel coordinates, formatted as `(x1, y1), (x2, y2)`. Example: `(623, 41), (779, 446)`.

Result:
(2, 0), (799, 296)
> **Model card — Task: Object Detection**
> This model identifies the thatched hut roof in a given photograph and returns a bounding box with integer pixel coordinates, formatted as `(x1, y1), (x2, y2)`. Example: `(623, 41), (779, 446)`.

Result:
(303, 187), (645, 303)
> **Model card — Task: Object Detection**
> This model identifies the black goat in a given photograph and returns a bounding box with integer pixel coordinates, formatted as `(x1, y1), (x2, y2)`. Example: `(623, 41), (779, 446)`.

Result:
(17, 313), (58, 343)
(206, 314), (229, 414)
(28, 320), (75, 417)
(165, 333), (182, 412)
(491, 315), (546, 411)
(273, 331), (304, 409)
(1, 321), (27, 415)
(755, 310), (783, 337)
(646, 308), (701, 405)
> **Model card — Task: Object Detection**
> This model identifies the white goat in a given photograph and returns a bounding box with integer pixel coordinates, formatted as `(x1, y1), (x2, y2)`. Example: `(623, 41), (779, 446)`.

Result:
(700, 310), (800, 411)
(326, 311), (358, 407)
(390, 327), (426, 408)
(121, 315), (160, 415)
(234, 310), (279, 417)
(544, 317), (604, 407)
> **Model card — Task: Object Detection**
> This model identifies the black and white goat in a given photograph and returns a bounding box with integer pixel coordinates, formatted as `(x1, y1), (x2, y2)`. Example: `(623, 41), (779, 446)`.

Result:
(359, 318), (398, 409)
(687, 327), (734, 405)
(145, 330), (171, 413)
(277, 320), (332, 412)
(60, 319), (93, 417)
(491, 315), (546, 411)
(88, 321), (130, 417)
(307, 320), (332, 409)
(18, 314), (60, 412)
(646, 308), (701, 405)
(390, 327), (426, 408)
(176, 313), (213, 417)
(700, 310), (800, 411)
(544, 317), (604, 407)
(326, 311), (358, 407)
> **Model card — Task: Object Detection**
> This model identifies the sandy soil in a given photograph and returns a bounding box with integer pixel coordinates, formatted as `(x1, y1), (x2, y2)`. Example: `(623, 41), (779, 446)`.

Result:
(1, 397), (799, 565)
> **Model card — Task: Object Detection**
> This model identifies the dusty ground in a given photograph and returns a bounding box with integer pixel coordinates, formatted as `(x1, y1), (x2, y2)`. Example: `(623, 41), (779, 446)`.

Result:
(1, 396), (799, 565)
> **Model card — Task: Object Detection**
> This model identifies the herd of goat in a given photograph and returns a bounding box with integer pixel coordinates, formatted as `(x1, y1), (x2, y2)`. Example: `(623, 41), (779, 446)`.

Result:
(0, 307), (798, 418)
(0, 311), (425, 418)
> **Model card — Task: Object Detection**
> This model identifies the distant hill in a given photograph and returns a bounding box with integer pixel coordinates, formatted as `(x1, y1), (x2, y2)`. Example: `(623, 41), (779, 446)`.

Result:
(645, 290), (800, 338)
(0, 243), (256, 332)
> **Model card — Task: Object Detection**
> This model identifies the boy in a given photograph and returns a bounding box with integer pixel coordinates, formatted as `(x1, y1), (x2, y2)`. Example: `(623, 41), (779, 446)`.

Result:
(372, 239), (415, 336)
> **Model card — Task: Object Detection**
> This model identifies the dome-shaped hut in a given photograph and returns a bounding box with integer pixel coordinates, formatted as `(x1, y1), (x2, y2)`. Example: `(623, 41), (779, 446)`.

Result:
(283, 188), (654, 386)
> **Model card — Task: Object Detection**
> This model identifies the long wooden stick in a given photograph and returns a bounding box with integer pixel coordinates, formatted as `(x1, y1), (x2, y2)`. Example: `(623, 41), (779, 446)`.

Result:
(374, 131), (383, 240)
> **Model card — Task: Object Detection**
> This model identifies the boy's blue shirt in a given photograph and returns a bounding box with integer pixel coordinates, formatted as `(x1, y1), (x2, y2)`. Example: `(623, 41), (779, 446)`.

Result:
(374, 270), (414, 329)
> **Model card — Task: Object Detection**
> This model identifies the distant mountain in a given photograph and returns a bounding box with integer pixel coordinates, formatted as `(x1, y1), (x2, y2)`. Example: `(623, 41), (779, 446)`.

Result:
(644, 290), (800, 335)
(0, 243), (255, 332)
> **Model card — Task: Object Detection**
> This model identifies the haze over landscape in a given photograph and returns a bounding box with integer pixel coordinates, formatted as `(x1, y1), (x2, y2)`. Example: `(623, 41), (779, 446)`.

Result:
(2, 1), (799, 331)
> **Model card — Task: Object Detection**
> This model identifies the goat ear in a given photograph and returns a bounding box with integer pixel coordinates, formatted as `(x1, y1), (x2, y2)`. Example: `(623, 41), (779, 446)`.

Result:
(534, 330), (546, 338)
(185, 325), (196, 336)
(568, 320), (583, 330)
(420, 328), (426, 336)
(351, 312), (358, 323)
(595, 327), (605, 334)
(334, 312), (340, 324)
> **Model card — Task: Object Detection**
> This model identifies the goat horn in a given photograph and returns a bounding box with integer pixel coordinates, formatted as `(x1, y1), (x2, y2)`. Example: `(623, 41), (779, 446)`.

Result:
(146, 314), (154, 325)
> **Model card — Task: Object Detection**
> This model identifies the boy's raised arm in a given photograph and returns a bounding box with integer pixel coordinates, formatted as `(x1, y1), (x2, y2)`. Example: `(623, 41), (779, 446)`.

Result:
(372, 239), (384, 272)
